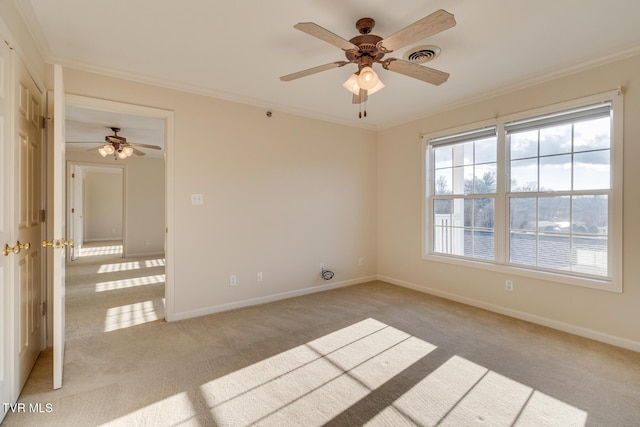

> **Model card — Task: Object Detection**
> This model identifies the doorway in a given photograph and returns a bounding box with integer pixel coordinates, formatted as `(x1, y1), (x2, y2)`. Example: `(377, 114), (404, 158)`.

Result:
(59, 94), (175, 339)
(68, 164), (125, 262)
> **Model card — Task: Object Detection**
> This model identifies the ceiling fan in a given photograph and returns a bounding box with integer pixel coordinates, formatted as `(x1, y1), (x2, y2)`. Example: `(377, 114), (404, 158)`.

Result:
(70, 127), (162, 160)
(280, 9), (456, 115)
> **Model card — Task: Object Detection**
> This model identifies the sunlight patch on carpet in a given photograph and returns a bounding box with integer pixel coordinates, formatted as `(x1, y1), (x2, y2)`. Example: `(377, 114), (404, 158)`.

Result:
(97, 261), (141, 273)
(78, 244), (123, 256)
(145, 258), (165, 267)
(95, 274), (165, 292)
(367, 355), (588, 426)
(104, 300), (160, 332)
(200, 318), (437, 426)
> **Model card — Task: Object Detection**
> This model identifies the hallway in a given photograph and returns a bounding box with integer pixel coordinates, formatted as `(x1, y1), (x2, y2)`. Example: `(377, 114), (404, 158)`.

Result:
(66, 241), (166, 340)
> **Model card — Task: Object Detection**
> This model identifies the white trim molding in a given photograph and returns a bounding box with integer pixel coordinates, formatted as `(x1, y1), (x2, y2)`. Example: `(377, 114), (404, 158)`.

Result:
(378, 275), (640, 353)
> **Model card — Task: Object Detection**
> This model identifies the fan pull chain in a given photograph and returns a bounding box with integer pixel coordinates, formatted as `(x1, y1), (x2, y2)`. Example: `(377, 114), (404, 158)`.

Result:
(358, 101), (368, 119)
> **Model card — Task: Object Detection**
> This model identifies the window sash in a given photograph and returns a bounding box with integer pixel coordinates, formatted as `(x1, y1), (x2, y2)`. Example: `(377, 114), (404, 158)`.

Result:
(504, 101), (611, 134)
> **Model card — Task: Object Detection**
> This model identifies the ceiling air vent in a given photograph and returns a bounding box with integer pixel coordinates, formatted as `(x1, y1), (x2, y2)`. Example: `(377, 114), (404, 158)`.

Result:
(404, 45), (441, 64)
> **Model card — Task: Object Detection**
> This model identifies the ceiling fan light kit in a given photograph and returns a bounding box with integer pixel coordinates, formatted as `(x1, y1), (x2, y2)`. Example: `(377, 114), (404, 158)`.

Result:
(69, 126), (162, 160)
(280, 9), (456, 118)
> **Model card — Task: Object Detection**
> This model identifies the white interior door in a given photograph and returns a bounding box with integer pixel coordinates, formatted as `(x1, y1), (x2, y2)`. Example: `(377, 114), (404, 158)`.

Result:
(16, 53), (44, 393)
(0, 34), (14, 424)
(52, 64), (66, 389)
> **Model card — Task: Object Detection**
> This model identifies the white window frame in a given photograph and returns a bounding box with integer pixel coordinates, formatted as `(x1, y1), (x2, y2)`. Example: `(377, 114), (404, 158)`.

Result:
(422, 90), (623, 292)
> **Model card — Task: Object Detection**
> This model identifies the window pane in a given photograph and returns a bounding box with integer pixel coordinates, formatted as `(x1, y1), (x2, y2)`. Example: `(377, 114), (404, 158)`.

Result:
(510, 197), (536, 231)
(435, 169), (452, 195)
(433, 225), (450, 254)
(539, 124), (572, 156)
(452, 166), (471, 195)
(434, 199), (451, 215)
(475, 198), (494, 229)
(538, 233), (570, 270)
(540, 154), (571, 191)
(475, 164), (497, 194)
(574, 117), (610, 152)
(572, 235), (607, 276)
(573, 150), (610, 190)
(511, 158), (538, 192)
(463, 142), (474, 165)
(434, 146), (452, 168)
(473, 230), (494, 260)
(510, 232), (536, 266)
(572, 195), (608, 235)
(510, 130), (538, 159)
(475, 137), (497, 163)
(538, 196), (570, 232)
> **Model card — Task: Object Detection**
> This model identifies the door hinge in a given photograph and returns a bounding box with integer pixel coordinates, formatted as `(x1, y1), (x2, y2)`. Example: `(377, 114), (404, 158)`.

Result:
(71, 208), (75, 213)
(40, 209), (46, 223)
(72, 173), (75, 178)
(41, 116), (47, 129)
(41, 301), (46, 316)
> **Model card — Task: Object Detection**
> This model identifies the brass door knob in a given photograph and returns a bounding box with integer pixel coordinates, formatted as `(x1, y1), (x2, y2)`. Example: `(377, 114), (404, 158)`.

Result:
(41, 239), (74, 249)
(3, 241), (30, 256)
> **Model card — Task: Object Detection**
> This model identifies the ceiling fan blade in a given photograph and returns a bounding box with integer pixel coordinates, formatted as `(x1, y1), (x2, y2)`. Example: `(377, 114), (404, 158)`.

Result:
(294, 22), (358, 51)
(128, 142), (161, 150)
(131, 148), (146, 156)
(378, 9), (456, 53)
(383, 59), (449, 85)
(280, 61), (349, 81)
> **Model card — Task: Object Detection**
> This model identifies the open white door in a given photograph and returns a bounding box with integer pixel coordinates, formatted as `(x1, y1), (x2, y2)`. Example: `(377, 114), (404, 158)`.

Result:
(51, 64), (66, 389)
(0, 34), (14, 423)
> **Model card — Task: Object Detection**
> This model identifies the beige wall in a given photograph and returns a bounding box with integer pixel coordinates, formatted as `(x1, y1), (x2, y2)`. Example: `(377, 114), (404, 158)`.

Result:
(66, 151), (166, 256)
(377, 54), (640, 348)
(59, 67), (378, 317)
(83, 168), (123, 241)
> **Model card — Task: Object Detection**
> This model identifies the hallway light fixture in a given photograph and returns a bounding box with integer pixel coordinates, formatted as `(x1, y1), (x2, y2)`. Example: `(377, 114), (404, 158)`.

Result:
(99, 143), (134, 159)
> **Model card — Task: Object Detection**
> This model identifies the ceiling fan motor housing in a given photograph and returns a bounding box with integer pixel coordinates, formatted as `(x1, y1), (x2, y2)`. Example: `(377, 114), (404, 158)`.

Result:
(346, 33), (386, 71)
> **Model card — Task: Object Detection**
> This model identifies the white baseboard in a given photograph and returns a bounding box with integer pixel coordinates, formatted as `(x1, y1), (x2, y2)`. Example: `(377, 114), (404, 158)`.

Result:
(171, 275), (378, 322)
(378, 275), (640, 353)
(126, 251), (165, 258)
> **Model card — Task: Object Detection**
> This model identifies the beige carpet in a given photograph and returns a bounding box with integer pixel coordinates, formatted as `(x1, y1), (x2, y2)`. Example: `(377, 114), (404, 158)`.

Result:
(4, 245), (640, 426)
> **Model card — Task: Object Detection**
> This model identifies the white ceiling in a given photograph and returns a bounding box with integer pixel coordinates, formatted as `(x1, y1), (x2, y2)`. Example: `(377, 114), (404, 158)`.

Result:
(65, 106), (165, 157)
(16, 0), (640, 130)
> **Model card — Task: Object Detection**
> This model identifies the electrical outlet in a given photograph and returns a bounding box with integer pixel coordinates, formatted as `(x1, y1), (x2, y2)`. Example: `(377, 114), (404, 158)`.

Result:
(505, 280), (513, 291)
(320, 262), (325, 272)
(229, 275), (237, 286)
(191, 194), (204, 205)
(257, 272), (263, 282)
(358, 257), (364, 266)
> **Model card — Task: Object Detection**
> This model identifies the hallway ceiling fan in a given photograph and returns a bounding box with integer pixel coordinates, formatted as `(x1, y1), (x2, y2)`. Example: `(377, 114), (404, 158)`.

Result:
(280, 9), (456, 113)
(69, 127), (162, 160)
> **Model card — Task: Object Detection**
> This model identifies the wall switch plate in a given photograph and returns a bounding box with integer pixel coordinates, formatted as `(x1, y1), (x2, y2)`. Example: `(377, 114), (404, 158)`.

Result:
(257, 272), (263, 282)
(191, 194), (204, 205)
(229, 275), (237, 286)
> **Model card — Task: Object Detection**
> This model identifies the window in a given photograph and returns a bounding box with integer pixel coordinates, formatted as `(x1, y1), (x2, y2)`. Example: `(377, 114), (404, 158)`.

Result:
(430, 128), (497, 261)
(424, 91), (622, 291)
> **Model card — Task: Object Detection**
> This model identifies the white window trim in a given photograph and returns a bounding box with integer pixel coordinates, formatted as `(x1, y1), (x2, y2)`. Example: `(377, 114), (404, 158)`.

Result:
(421, 89), (623, 292)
